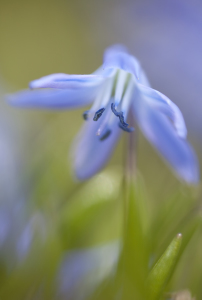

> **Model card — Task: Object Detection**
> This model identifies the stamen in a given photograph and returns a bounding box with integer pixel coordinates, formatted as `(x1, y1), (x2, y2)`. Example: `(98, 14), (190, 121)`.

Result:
(83, 110), (90, 120)
(111, 103), (129, 127)
(98, 129), (111, 141)
(82, 76), (114, 121)
(93, 108), (105, 121)
(119, 122), (134, 132)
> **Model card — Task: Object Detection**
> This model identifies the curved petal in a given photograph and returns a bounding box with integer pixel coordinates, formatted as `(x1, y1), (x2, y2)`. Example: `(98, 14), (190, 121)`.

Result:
(93, 66), (117, 78)
(138, 69), (151, 87)
(71, 109), (122, 180)
(138, 84), (187, 138)
(103, 45), (141, 80)
(29, 73), (104, 89)
(7, 84), (102, 109)
(133, 91), (199, 184)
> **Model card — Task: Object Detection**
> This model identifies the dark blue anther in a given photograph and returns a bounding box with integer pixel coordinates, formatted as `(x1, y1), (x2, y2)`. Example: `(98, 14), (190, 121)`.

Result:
(93, 108), (105, 121)
(119, 122), (134, 132)
(111, 103), (128, 127)
(99, 129), (111, 141)
(83, 110), (90, 120)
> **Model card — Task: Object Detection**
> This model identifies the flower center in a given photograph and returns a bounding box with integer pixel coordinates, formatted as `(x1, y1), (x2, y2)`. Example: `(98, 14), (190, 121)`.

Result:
(83, 69), (135, 140)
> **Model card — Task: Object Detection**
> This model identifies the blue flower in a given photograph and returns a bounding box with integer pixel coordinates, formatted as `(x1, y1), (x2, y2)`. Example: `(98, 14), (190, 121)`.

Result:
(8, 45), (199, 183)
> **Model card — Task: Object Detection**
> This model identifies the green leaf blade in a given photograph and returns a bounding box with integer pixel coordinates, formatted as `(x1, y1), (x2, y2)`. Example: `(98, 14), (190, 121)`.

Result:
(146, 233), (182, 300)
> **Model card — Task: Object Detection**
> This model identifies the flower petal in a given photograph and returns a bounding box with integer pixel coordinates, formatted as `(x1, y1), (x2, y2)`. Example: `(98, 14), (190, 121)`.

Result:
(29, 73), (103, 89)
(138, 69), (151, 87)
(138, 84), (187, 138)
(7, 84), (101, 109)
(58, 243), (119, 299)
(133, 91), (199, 183)
(71, 110), (121, 180)
(103, 45), (140, 80)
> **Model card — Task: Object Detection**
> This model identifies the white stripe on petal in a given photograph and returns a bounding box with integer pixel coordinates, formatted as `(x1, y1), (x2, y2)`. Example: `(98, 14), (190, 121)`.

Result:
(29, 73), (103, 89)
(84, 77), (115, 120)
(121, 76), (135, 118)
(114, 70), (129, 107)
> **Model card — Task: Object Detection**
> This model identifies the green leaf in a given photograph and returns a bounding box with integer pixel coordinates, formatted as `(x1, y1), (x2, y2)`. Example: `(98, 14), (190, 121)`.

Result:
(116, 176), (150, 300)
(146, 233), (182, 300)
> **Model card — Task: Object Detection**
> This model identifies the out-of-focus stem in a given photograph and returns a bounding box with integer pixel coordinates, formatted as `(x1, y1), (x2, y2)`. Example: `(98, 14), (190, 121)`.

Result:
(123, 111), (137, 226)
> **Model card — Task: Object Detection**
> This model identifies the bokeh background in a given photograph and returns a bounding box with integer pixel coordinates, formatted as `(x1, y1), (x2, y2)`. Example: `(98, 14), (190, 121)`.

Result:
(0, 0), (202, 299)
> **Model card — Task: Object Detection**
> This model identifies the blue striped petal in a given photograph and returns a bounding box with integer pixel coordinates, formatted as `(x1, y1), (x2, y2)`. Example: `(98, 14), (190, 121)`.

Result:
(133, 91), (199, 183)
(29, 73), (103, 89)
(7, 84), (101, 109)
(71, 112), (121, 180)
(138, 84), (187, 138)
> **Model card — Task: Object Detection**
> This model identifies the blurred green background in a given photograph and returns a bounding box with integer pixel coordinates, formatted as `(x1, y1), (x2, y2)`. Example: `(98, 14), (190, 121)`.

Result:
(0, 0), (202, 299)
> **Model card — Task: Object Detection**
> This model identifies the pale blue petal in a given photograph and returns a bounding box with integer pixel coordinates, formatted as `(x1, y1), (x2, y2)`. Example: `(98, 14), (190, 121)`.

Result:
(7, 84), (101, 109)
(71, 111), (121, 180)
(58, 243), (119, 299)
(133, 91), (199, 183)
(103, 45), (140, 80)
(138, 84), (187, 138)
(138, 69), (151, 87)
(93, 66), (117, 79)
(29, 73), (103, 89)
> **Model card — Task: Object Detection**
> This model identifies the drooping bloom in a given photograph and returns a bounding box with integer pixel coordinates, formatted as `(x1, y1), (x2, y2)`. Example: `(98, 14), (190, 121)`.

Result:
(8, 45), (199, 183)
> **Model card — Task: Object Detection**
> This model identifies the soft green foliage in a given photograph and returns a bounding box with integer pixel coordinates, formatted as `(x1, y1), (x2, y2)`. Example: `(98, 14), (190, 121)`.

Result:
(87, 175), (200, 300)
(0, 155), (201, 300)
(146, 233), (182, 300)
(0, 95), (200, 299)
(0, 95), (201, 299)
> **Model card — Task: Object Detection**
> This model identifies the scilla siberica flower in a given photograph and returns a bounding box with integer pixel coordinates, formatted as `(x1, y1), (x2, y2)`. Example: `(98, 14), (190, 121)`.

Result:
(8, 45), (199, 183)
